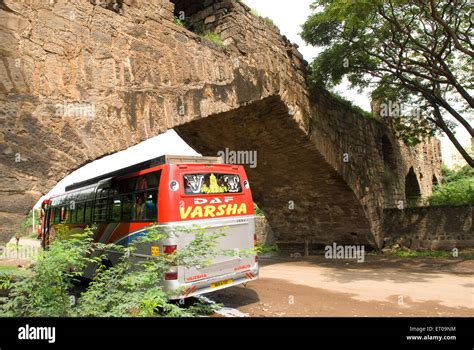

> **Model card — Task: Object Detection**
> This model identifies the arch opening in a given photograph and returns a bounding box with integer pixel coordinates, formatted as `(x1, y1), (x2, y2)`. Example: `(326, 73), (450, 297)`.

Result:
(405, 167), (421, 206)
(175, 96), (375, 250)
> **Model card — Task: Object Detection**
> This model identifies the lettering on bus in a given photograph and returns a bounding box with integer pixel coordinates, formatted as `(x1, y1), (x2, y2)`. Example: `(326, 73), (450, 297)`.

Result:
(179, 196), (247, 219)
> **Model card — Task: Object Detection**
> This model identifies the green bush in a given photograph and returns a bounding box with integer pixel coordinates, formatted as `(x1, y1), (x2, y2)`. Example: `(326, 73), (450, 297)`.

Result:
(1, 225), (227, 317)
(426, 165), (474, 206)
(427, 178), (474, 206)
(1, 225), (98, 317)
(255, 244), (279, 255)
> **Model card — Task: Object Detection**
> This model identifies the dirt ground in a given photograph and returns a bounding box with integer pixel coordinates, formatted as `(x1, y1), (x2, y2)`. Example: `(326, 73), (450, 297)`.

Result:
(208, 256), (474, 317)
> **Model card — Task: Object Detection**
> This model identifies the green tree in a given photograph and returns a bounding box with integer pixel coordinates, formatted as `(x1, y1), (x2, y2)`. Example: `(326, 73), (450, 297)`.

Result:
(301, 0), (473, 166)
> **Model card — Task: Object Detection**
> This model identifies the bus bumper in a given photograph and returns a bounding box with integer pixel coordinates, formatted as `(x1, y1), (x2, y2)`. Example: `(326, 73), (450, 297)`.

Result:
(165, 265), (259, 300)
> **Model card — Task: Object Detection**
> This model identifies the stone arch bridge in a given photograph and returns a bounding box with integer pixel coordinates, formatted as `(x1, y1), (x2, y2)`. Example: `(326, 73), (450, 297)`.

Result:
(0, 0), (441, 248)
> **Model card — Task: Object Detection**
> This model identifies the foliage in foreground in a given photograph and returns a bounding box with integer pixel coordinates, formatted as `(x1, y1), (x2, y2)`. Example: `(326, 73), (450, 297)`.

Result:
(1, 225), (227, 317)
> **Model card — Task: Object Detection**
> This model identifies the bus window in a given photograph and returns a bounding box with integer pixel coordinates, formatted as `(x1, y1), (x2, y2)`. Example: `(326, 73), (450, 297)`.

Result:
(70, 206), (76, 224)
(112, 197), (121, 222)
(65, 208), (71, 223)
(183, 173), (242, 195)
(135, 192), (146, 220)
(124, 177), (137, 193)
(54, 208), (60, 224)
(84, 202), (92, 223)
(143, 191), (157, 220)
(145, 172), (159, 188)
(122, 194), (133, 222)
(76, 202), (84, 223)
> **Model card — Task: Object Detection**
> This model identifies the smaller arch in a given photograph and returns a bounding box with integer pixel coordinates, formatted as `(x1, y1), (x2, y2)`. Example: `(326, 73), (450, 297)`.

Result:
(405, 167), (421, 206)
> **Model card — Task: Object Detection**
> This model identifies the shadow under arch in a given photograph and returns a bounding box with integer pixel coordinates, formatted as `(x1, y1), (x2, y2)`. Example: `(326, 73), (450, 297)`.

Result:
(175, 96), (375, 249)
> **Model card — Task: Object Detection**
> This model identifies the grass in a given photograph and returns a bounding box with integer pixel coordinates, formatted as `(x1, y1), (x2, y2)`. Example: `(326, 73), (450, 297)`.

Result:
(371, 248), (474, 259)
(199, 31), (225, 48)
(329, 91), (375, 120)
(0, 265), (30, 278)
(249, 8), (260, 17)
(173, 16), (185, 27)
(248, 7), (274, 25)
(255, 244), (279, 255)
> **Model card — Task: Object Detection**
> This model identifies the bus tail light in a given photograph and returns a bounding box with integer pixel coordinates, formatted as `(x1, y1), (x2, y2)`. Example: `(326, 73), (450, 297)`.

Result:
(164, 272), (178, 280)
(163, 245), (177, 254)
(253, 234), (257, 247)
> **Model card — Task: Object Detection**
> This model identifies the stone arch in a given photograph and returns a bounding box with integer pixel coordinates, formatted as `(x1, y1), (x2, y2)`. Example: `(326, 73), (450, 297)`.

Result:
(175, 96), (375, 249)
(405, 167), (421, 205)
(0, 0), (441, 249)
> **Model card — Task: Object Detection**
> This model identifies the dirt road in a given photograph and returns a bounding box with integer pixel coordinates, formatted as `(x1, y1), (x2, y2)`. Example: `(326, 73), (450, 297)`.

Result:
(208, 256), (474, 317)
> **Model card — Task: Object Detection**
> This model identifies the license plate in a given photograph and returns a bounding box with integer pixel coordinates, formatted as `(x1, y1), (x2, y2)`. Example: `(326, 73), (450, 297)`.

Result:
(210, 279), (233, 289)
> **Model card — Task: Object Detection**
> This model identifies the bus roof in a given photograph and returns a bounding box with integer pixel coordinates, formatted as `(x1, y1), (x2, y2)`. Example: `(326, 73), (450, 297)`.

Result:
(65, 155), (223, 192)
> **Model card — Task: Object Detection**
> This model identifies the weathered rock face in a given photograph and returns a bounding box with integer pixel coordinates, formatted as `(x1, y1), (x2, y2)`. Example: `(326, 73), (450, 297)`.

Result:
(0, 0), (441, 246)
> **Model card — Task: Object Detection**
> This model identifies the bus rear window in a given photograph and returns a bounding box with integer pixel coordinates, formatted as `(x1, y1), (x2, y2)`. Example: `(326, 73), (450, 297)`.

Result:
(183, 173), (242, 195)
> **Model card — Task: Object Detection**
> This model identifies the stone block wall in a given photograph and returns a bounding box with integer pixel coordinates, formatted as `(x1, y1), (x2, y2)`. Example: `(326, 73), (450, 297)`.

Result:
(383, 205), (473, 250)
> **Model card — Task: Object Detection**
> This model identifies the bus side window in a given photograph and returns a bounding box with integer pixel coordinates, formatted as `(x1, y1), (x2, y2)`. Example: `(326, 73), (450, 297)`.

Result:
(76, 203), (84, 223)
(121, 194), (133, 222)
(134, 192), (146, 220)
(144, 191), (157, 220)
(84, 202), (92, 223)
(70, 206), (76, 224)
(65, 207), (71, 223)
(112, 197), (121, 222)
(54, 207), (60, 224)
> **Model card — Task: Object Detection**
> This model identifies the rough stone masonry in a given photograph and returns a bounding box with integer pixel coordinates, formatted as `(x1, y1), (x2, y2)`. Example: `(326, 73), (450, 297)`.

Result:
(0, 0), (441, 247)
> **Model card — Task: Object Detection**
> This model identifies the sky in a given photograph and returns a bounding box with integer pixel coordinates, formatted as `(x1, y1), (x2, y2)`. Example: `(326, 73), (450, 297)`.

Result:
(39, 0), (471, 204)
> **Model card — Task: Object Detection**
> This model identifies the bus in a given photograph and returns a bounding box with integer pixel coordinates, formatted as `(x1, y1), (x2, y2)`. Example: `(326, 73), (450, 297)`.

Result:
(38, 155), (258, 299)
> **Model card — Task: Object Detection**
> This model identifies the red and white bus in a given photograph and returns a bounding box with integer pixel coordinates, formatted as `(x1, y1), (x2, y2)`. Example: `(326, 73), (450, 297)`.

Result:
(38, 155), (258, 299)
